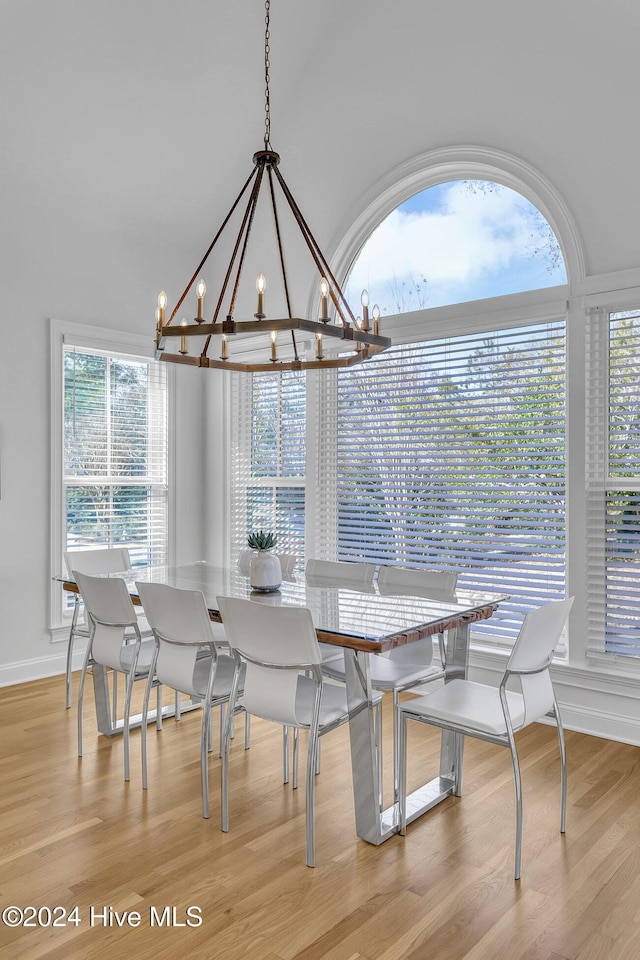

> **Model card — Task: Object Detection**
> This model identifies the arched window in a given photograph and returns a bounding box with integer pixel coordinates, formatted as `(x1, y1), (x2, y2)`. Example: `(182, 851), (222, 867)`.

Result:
(344, 180), (566, 316)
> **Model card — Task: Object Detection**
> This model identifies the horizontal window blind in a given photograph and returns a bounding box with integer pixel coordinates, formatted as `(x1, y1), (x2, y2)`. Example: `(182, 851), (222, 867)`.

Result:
(229, 370), (306, 564)
(63, 346), (168, 567)
(603, 312), (640, 655)
(332, 321), (566, 640)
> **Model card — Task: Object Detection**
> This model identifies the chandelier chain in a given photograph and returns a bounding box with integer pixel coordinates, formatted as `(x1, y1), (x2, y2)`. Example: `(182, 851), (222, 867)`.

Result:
(264, 0), (272, 149)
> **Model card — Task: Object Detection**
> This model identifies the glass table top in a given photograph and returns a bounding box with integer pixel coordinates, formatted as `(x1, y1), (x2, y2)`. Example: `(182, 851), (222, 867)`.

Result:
(60, 561), (507, 652)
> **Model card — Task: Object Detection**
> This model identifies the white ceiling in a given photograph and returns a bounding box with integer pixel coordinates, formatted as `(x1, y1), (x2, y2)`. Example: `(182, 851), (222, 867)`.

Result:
(1, 0), (640, 327)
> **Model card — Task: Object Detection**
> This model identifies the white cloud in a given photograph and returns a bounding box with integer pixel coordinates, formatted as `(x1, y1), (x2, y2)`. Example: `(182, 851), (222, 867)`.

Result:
(346, 182), (547, 311)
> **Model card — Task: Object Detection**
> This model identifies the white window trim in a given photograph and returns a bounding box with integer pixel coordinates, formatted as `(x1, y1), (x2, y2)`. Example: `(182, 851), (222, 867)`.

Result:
(583, 293), (640, 676)
(49, 318), (176, 638)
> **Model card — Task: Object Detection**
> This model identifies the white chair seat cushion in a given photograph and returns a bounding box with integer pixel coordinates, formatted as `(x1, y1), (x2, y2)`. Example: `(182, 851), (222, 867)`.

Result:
(239, 674), (381, 728)
(401, 679), (526, 737)
(297, 676), (349, 727)
(119, 638), (156, 674)
(191, 653), (242, 700)
(323, 653), (442, 691)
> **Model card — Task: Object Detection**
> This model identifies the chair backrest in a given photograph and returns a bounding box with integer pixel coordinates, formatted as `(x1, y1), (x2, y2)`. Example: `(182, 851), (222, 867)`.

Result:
(506, 596), (574, 724)
(217, 595), (321, 726)
(305, 558), (376, 589)
(377, 564), (457, 598)
(275, 553), (297, 577)
(65, 547), (132, 577)
(136, 582), (216, 693)
(73, 571), (139, 671)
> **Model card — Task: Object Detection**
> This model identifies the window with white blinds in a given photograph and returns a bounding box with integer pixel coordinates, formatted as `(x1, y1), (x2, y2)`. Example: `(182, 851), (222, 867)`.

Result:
(63, 345), (168, 566)
(591, 310), (640, 656)
(331, 321), (567, 640)
(229, 370), (306, 564)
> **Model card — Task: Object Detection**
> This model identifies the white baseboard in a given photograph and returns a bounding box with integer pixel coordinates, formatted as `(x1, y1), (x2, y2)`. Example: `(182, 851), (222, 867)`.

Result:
(0, 638), (87, 688)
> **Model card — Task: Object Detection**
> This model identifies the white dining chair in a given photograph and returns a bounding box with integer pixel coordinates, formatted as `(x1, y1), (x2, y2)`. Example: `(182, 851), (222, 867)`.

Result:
(305, 558), (376, 664)
(322, 564), (456, 799)
(398, 596), (574, 880)
(217, 595), (381, 867)
(63, 547), (151, 709)
(303, 558), (380, 783)
(135, 582), (242, 818)
(74, 570), (159, 781)
(305, 557), (376, 587)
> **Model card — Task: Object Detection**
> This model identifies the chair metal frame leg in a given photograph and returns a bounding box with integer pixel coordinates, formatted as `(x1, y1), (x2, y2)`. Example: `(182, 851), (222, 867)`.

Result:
(398, 708), (408, 836)
(221, 665), (245, 834)
(293, 728), (300, 789)
(77, 643), (93, 758)
(112, 669), (118, 730)
(201, 697), (212, 818)
(66, 597), (82, 709)
(553, 695), (567, 835)
(122, 669), (136, 782)
(283, 726), (290, 784)
(392, 690), (400, 802)
(140, 648), (159, 791)
(506, 730), (523, 880)
(304, 686), (323, 868)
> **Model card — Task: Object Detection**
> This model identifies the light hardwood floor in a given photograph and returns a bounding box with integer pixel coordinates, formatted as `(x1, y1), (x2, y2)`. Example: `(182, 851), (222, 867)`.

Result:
(1, 672), (639, 960)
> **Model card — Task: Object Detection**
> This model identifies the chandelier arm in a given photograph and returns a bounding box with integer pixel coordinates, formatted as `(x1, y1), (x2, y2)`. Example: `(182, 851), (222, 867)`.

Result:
(200, 172), (263, 358)
(208, 162), (265, 336)
(271, 164), (360, 330)
(228, 161), (266, 320)
(267, 165), (293, 319)
(167, 165), (258, 327)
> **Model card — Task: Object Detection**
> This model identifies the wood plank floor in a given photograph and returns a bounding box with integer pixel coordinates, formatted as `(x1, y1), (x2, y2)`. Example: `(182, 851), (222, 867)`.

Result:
(1, 673), (639, 960)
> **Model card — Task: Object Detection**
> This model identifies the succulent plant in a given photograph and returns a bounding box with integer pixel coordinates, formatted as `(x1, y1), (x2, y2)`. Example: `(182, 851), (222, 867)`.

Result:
(247, 530), (276, 551)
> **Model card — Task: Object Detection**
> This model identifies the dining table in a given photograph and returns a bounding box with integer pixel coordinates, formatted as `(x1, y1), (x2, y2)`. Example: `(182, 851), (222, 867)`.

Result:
(59, 560), (506, 846)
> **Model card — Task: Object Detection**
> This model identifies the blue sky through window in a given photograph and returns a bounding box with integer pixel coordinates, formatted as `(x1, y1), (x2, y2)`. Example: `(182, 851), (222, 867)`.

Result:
(345, 181), (567, 315)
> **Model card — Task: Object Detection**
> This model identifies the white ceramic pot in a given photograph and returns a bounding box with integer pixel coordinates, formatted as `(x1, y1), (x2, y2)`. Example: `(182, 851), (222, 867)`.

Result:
(249, 550), (282, 592)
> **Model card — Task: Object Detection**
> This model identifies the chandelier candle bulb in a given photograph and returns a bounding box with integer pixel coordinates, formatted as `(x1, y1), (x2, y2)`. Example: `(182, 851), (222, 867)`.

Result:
(157, 290), (167, 327)
(196, 279), (206, 321)
(316, 332), (323, 359)
(255, 272), (266, 319)
(320, 277), (329, 320)
(180, 320), (188, 355)
(271, 329), (277, 361)
(361, 289), (370, 331)
(221, 334), (228, 360)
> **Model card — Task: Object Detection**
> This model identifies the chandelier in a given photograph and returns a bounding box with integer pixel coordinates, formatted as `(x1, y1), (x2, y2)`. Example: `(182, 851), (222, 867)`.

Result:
(154, 0), (391, 373)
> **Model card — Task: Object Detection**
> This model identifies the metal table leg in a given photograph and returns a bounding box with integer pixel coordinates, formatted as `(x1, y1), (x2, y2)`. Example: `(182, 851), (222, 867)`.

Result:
(91, 663), (201, 737)
(347, 622), (471, 844)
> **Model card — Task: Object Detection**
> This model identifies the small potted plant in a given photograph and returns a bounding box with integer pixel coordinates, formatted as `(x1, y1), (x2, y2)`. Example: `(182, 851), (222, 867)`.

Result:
(247, 530), (282, 592)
